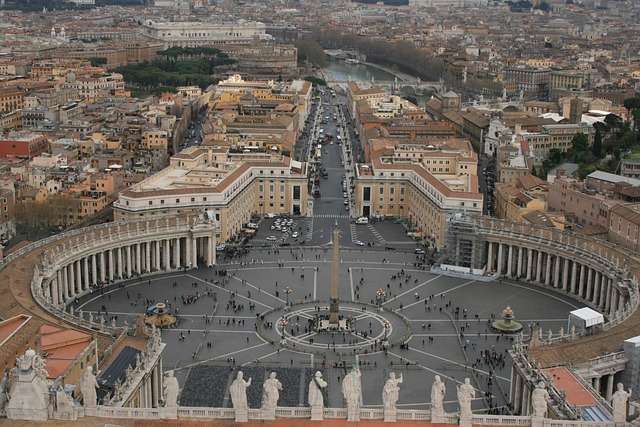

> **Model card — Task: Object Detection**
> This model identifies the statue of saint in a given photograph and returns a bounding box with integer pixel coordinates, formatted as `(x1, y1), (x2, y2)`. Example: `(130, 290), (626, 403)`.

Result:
(611, 383), (631, 423)
(382, 372), (403, 411)
(531, 382), (549, 418)
(80, 366), (99, 408)
(431, 375), (446, 417)
(262, 372), (282, 410)
(457, 378), (475, 418)
(229, 371), (252, 410)
(342, 367), (362, 414)
(308, 371), (328, 408)
(164, 370), (179, 408)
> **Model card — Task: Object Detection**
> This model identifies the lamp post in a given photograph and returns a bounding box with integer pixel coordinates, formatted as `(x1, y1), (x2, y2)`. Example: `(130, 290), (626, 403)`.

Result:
(285, 287), (293, 307)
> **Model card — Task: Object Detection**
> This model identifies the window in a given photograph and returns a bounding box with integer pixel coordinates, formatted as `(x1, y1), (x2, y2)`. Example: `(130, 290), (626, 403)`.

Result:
(176, 199), (180, 203)
(191, 197), (195, 202)
(161, 200), (164, 204)
(149, 201), (153, 205)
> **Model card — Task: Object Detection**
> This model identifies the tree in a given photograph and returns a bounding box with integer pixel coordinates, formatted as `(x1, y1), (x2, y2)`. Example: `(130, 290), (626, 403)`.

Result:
(623, 96), (640, 114)
(592, 127), (603, 158)
(295, 39), (327, 68)
(570, 132), (589, 163)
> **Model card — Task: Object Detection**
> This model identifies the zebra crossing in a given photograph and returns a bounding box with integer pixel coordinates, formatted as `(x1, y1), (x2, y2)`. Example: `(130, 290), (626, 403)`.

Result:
(367, 224), (386, 244)
(349, 223), (358, 241)
(313, 214), (350, 219)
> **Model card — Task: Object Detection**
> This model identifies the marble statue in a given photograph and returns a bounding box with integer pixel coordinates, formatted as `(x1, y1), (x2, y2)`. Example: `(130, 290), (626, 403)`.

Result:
(342, 366), (362, 421)
(79, 366), (99, 408)
(531, 382), (549, 418)
(457, 378), (475, 418)
(261, 372), (282, 411)
(382, 372), (403, 411)
(163, 370), (179, 408)
(431, 375), (446, 419)
(611, 383), (631, 423)
(230, 371), (252, 410)
(308, 371), (328, 421)
(308, 371), (328, 408)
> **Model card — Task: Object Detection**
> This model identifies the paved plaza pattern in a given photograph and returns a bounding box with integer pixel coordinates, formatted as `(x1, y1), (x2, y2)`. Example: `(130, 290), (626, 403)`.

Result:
(75, 246), (578, 412)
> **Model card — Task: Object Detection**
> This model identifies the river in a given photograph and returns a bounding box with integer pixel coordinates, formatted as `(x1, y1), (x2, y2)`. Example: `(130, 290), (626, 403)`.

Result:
(321, 58), (431, 107)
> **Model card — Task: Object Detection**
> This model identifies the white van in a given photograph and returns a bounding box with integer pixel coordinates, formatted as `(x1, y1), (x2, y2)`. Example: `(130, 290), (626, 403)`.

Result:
(247, 222), (259, 229)
(355, 217), (369, 225)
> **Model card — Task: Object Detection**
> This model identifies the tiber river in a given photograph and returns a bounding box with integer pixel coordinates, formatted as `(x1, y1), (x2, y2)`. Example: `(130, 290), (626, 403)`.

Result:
(321, 58), (431, 107)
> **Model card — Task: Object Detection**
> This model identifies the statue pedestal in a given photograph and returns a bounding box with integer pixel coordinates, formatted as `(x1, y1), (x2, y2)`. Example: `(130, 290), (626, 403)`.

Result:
(262, 407), (276, 420)
(163, 406), (178, 420)
(531, 416), (544, 427)
(311, 405), (324, 421)
(384, 408), (397, 422)
(347, 407), (360, 422)
(431, 411), (446, 423)
(459, 415), (472, 427)
(235, 408), (248, 423)
(6, 371), (49, 421)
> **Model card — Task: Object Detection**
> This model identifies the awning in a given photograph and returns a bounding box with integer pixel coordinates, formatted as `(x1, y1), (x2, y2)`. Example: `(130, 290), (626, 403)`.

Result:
(570, 307), (604, 327)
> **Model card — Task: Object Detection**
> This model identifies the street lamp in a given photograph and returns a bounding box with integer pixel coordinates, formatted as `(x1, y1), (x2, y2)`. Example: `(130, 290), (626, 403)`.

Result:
(375, 288), (386, 311)
(285, 287), (293, 306)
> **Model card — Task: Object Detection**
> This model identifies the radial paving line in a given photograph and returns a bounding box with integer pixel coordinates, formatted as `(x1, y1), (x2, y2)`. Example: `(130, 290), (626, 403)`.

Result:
(230, 274), (287, 304)
(186, 274), (274, 310)
(383, 275), (443, 305)
(400, 280), (476, 311)
(408, 346), (510, 382)
(174, 342), (269, 371)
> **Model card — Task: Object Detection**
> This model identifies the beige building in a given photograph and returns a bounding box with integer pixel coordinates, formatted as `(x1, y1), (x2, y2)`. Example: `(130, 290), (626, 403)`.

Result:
(608, 203), (640, 252)
(354, 140), (482, 249)
(547, 176), (618, 231)
(519, 123), (594, 163)
(113, 147), (309, 242)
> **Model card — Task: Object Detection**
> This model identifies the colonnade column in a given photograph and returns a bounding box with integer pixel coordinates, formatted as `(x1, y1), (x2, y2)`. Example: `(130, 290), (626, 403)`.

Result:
(68, 263), (76, 298)
(116, 247), (123, 278)
(496, 243), (504, 276)
(593, 272), (601, 305)
(100, 251), (106, 283)
(586, 268), (593, 301)
(570, 261), (578, 293)
(516, 247), (523, 278)
(75, 260), (82, 294)
(562, 259), (570, 291)
(154, 240), (160, 271)
(207, 236), (214, 267)
(136, 243), (142, 275)
(606, 374), (615, 400)
(91, 254), (97, 286)
(108, 249), (114, 282)
(175, 238), (181, 269)
(52, 278), (60, 306)
(164, 239), (171, 271)
(145, 242), (151, 273)
(82, 257), (89, 291)
(192, 237), (198, 267)
(578, 264), (585, 298)
(599, 276), (608, 308)
(526, 249), (533, 281)
(62, 265), (69, 301)
(544, 254), (552, 286)
(554, 256), (561, 288)
(535, 251), (543, 283)
(126, 245), (132, 277)
(487, 242), (494, 272)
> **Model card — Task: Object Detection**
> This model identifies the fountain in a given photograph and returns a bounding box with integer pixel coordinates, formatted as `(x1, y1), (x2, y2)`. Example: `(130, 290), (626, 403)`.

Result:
(491, 306), (523, 333)
(144, 302), (177, 328)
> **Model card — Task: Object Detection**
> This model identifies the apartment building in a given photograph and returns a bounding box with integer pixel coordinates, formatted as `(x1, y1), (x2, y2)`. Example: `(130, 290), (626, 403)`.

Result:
(519, 123), (594, 163)
(354, 140), (482, 249)
(113, 147), (309, 242)
(608, 203), (640, 252)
